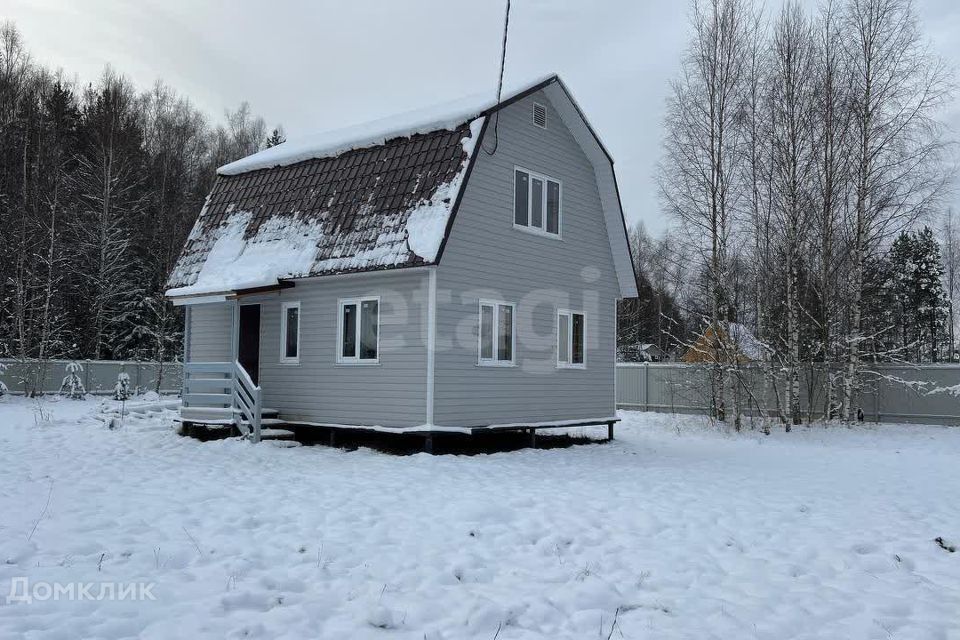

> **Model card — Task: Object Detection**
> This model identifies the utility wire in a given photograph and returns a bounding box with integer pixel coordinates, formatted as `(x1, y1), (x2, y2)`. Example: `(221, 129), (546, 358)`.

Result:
(485, 0), (511, 156)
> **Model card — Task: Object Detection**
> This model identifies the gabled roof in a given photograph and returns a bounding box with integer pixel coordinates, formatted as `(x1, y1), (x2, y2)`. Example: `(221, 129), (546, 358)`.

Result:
(166, 75), (638, 300)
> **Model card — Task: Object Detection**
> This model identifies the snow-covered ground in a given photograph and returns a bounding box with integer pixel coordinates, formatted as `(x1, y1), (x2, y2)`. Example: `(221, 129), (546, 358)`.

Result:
(0, 396), (958, 639)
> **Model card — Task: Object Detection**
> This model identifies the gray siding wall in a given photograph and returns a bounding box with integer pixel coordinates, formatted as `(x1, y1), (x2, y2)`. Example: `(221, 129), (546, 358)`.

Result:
(186, 270), (429, 428)
(187, 303), (233, 361)
(433, 90), (621, 426)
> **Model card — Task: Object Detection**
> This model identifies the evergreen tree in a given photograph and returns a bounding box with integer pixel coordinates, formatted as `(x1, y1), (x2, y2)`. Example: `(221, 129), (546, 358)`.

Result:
(0, 22), (272, 365)
(888, 228), (949, 362)
(912, 227), (949, 361)
(265, 126), (285, 148)
(71, 70), (147, 359)
(860, 253), (898, 361)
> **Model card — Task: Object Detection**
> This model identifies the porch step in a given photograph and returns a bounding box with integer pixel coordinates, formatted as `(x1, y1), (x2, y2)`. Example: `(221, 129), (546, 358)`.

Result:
(180, 409), (282, 426)
(237, 418), (287, 428)
(232, 407), (280, 419)
(181, 406), (233, 423)
(259, 428), (295, 440)
(181, 421), (295, 442)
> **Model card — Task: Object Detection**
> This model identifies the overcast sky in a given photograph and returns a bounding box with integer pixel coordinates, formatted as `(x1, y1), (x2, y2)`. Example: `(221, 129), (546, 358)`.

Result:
(5, 0), (959, 232)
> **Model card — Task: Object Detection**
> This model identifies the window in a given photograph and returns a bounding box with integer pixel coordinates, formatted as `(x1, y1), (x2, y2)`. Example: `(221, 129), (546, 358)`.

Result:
(514, 168), (561, 237)
(338, 297), (379, 363)
(558, 310), (585, 368)
(280, 302), (300, 364)
(479, 300), (515, 366)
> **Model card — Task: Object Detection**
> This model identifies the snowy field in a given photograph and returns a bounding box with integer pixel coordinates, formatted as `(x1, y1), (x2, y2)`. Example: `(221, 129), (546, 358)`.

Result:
(0, 397), (958, 640)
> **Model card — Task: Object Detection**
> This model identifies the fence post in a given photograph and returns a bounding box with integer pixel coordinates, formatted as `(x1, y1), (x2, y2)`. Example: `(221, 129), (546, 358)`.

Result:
(875, 375), (881, 423)
(135, 362), (142, 393)
(84, 360), (90, 393)
(643, 363), (650, 412)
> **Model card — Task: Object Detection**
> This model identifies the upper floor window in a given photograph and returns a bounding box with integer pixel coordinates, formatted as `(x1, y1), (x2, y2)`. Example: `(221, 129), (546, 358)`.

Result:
(514, 168), (561, 237)
(338, 297), (379, 364)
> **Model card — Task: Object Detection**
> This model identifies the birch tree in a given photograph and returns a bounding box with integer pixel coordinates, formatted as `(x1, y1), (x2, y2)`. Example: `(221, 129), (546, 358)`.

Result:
(809, 0), (851, 419)
(768, 1), (817, 427)
(661, 0), (758, 421)
(943, 208), (959, 361)
(0, 21), (275, 365)
(840, 0), (951, 419)
(71, 70), (147, 359)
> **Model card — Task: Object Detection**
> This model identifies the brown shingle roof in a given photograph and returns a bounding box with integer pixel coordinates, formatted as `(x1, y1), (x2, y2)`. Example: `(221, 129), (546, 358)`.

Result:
(166, 122), (473, 292)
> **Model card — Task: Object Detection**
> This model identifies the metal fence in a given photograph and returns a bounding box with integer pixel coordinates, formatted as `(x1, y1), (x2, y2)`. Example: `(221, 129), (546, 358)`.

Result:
(0, 359), (183, 396)
(616, 363), (960, 426)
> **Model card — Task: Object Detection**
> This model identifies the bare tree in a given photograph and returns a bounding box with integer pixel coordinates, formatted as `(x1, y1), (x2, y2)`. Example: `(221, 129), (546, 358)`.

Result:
(768, 1), (817, 427)
(71, 69), (147, 359)
(943, 208), (959, 360)
(809, 0), (851, 420)
(660, 0), (759, 421)
(839, 0), (952, 420)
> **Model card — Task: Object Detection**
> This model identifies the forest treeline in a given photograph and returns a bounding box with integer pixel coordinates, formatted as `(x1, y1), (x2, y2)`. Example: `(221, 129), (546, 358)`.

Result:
(0, 21), (283, 365)
(617, 0), (958, 426)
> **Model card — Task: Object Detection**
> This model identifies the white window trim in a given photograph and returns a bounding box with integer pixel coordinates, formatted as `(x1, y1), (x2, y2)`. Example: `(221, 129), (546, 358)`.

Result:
(477, 299), (517, 367)
(513, 166), (562, 239)
(557, 309), (586, 369)
(337, 296), (381, 365)
(279, 301), (301, 365)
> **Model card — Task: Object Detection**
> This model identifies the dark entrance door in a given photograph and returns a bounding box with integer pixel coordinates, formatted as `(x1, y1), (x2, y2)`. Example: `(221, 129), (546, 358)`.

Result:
(238, 304), (261, 385)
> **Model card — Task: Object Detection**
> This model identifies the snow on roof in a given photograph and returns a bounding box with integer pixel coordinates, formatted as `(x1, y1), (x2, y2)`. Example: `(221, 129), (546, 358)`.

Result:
(218, 74), (556, 176)
(728, 323), (769, 360)
(166, 116), (485, 298)
(165, 212), (323, 297)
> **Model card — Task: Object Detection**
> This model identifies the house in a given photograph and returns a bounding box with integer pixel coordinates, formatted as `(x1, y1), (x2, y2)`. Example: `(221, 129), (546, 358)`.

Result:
(619, 342), (669, 363)
(166, 75), (638, 443)
(681, 323), (766, 364)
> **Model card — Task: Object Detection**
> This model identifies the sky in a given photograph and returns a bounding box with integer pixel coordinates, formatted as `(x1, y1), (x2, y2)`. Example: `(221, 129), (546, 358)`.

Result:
(4, 0), (959, 233)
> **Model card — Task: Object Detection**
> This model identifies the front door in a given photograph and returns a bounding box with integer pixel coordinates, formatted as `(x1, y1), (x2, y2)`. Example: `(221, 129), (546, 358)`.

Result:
(238, 304), (261, 386)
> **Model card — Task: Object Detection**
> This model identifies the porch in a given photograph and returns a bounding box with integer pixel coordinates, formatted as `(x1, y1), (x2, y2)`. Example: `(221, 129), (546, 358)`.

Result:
(180, 361), (292, 443)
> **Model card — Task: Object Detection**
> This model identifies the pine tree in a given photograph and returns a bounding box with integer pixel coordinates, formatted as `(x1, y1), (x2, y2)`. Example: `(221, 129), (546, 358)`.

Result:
(0, 22), (272, 365)
(59, 361), (85, 398)
(113, 369), (131, 400)
(889, 228), (950, 362)
(912, 227), (949, 361)
(265, 126), (285, 148)
(860, 253), (898, 361)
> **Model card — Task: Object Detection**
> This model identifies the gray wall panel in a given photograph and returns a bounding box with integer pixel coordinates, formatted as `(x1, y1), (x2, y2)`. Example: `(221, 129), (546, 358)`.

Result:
(433, 90), (620, 426)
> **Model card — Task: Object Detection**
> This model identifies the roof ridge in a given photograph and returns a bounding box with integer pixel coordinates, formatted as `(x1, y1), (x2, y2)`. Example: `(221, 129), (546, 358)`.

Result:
(218, 74), (558, 177)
